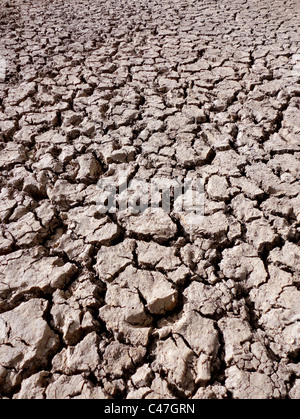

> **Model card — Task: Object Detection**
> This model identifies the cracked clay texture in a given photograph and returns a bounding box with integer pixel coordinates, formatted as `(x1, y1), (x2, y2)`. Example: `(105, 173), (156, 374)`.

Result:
(0, 0), (300, 399)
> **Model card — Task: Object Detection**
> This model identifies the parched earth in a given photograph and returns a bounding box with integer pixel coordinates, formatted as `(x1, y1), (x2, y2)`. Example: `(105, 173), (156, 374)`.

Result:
(0, 0), (300, 399)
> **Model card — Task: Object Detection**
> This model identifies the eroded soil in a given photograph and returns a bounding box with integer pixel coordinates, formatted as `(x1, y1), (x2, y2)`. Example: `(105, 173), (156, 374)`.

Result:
(0, 0), (300, 399)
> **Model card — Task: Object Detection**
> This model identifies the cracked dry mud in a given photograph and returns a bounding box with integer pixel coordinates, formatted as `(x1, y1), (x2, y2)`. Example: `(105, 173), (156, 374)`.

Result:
(0, 0), (300, 400)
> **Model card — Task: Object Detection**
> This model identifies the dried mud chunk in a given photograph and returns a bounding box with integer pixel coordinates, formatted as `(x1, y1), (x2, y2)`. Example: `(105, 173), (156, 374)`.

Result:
(99, 281), (151, 347)
(6, 211), (47, 247)
(35, 200), (57, 229)
(51, 277), (100, 346)
(48, 180), (86, 209)
(35, 130), (68, 145)
(110, 146), (136, 163)
(246, 100), (279, 126)
(260, 196), (293, 218)
(173, 310), (219, 357)
(0, 143), (26, 168)
(139, 274), (178, 315)
(13, 371), (50, 399)
(180, 211), (228, 241)
(230, 194), (262, 222)
(182, 60), (210, 72)
(153, 311), (219, 390)
(100, 342), (146, 379)
(21, 111), (58, 127)
(127, 387), (151, 399)
(175, 142), (198, 168)
(117, 266), (178, 315)
(175, 140), (212, 168)
(45, 374), (108, 399)
(250, 265), (300, 357)
(250, 265), (295, 312)
(193, 384), (227, 399)
(166, 114), (195, 133)
(102, 282), (150, 326)
(264, 132), (300, 154)
(246, 163), (288, 196)
(136, 240), (181, 271)
(6, 82), (36, 105)
(230, 177), (264, 200)
(268, 154), (300, 180)
(95, 239), (135, 282)
(100, 264), (178, 345)
(113, 109), (140, 128)
(102, 307), (151, 347)
(152, 336), (196, 396)
(182, 105), (207, 122)
(246, 218), (277, 252)
(220, 243), (267, 288)
(210, 150), (245, 177)
(180, 240), (212, 278)
(225, 366), (274, 399)
(123, 208), (177, 242)
(0, 247), (77, 311)
(141, 132), (172, 155)
(0, 120), (17, 140)
(61, 110), (83, 127)
(268, 242), (300, 273)
(227, 217), (242, 242)
(73, 383), (110, 399)
(51, 233), (93, 266)
(130, 364), (154, 389)
(63, 205), (120, 245)
(166, 265), (190, 285)
(290, 195), (300, 222)
(144, 375), (176, 399)
(19, 170), (48, 198)
(183, 281), (232, 317)
(0, 190), (17, 223)
(290, 380), (300, 399)
(52, 332), (100, 374)
(32, 153), (63, 173)
(0, 230), (14, 254)
(281, 106), (300, 132)
(207, 175), (230, 201)
(0, 299), (59, 394)
(218, 317), (252, 364)
(75, 153), (102, 182)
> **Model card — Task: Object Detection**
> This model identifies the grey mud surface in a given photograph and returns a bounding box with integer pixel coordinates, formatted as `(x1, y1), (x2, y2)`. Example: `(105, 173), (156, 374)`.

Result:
(0, 0), (300, 399)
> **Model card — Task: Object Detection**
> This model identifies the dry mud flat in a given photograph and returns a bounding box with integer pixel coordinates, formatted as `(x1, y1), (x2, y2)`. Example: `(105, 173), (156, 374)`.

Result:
(0, 0), (300, 399)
